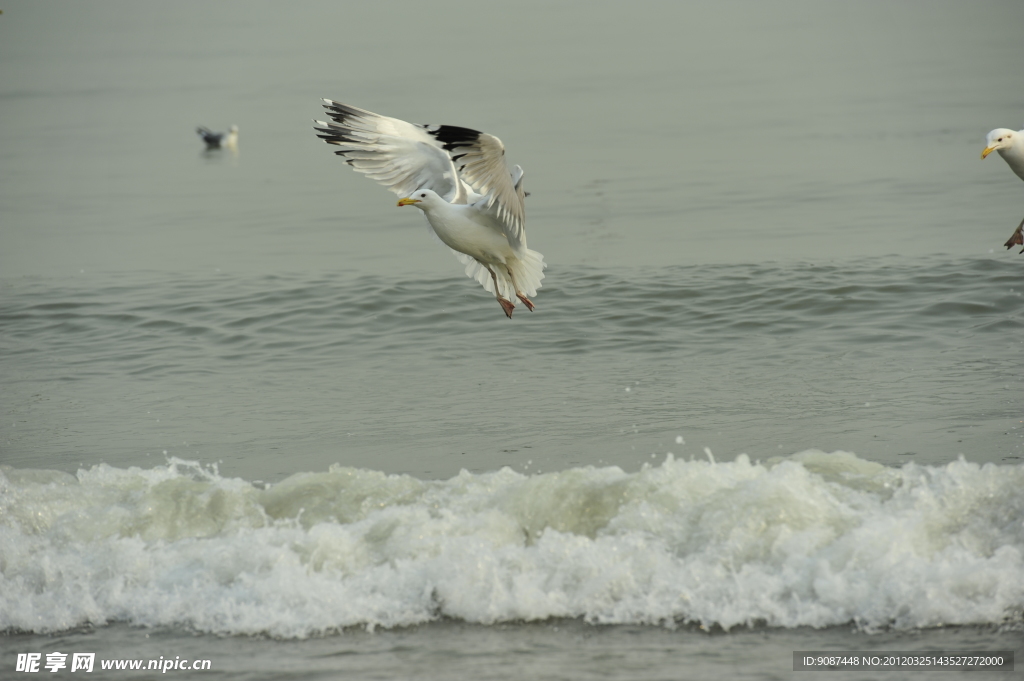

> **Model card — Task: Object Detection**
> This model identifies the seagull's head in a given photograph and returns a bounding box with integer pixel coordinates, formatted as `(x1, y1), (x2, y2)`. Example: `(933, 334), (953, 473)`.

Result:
(982, 128), (1016, 159)
(397, 188), (440, 209)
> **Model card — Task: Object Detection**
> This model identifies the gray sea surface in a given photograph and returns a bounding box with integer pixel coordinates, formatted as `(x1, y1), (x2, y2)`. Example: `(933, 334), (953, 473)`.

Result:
(1, 1), (1023, 679)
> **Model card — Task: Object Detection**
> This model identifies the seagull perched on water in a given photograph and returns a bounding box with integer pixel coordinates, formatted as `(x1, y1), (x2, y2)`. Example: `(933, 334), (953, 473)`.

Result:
(313, 100), (545, 318)
(982, 127), (1024, 253)
(196, 125), (238, 150)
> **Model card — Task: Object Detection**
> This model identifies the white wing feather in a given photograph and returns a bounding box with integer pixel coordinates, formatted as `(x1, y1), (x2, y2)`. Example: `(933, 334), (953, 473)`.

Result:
(314, 100), (527, 245)
(449, 133), (528, 250)
(314, 100), (468, 203)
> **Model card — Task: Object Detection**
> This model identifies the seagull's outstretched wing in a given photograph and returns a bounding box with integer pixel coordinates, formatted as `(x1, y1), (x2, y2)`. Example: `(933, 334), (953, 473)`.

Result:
(314, 100), (468, 204)
(427, 126), (528, 251)
(313, 100), (527, 249)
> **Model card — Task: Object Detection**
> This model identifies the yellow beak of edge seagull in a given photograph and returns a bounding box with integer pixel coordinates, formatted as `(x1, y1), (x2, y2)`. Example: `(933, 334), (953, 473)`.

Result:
(981, 146), (997, 160)
(397, 197), (421, 206)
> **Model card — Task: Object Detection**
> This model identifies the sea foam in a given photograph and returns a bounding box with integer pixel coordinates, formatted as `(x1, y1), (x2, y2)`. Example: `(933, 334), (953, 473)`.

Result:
(1, 451), (1021, 637)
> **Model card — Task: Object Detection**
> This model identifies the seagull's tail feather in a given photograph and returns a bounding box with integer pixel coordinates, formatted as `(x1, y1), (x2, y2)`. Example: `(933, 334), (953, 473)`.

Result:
(451, 249), (546, 302)
(452, 252), (507, 297)
(509, 248), (546, 298)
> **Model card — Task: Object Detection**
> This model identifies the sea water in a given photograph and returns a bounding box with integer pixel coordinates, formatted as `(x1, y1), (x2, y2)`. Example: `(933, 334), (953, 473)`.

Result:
(3, 262), (1022, 679)
(2, 1), (1023, 679)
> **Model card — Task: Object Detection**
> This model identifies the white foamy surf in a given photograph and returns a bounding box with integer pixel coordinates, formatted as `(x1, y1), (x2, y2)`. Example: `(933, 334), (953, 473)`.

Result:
(1, 451), (1022, 638)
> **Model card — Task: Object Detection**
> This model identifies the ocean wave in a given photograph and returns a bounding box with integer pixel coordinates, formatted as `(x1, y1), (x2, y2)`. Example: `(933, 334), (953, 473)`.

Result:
(2, 451), (1022, 637)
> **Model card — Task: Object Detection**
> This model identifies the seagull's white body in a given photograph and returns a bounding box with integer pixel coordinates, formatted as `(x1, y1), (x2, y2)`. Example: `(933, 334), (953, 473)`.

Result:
(314, 100), (544, 317)
(417, 190), (519, 262)
(398, 188), (545, 312)
(982, 127), (1024, 252)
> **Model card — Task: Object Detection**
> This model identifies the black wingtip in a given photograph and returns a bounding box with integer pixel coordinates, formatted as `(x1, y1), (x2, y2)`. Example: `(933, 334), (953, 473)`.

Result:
(427, 124), (482, 152)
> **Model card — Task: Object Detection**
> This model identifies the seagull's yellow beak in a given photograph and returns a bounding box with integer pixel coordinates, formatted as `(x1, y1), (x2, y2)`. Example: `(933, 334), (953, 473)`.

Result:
(981, 146), (997, 159)
(397, 197), (421, 207)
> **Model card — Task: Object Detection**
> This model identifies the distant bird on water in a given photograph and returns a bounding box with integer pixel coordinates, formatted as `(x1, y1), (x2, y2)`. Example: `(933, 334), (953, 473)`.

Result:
(981, 126), (1024, 253)
(196, 125), (238, 150)
(313, 100), (544, 318)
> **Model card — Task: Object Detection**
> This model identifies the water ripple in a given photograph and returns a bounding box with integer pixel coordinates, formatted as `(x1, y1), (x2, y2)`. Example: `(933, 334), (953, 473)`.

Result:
(1, 256), (1021, 380)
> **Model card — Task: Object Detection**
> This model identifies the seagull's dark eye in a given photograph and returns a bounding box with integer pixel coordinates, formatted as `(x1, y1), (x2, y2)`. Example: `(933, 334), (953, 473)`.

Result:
(420, 193), (426, 197)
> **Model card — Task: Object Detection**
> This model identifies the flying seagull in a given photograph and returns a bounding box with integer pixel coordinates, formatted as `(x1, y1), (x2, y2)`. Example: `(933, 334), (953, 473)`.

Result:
(982, 127), (1024, 253)
(313, 100), (545, 318)
(196, 125), (238, 150)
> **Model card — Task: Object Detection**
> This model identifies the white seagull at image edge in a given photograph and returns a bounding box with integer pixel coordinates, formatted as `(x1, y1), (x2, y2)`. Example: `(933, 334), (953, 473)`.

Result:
(313, 100), (545, 318)
(982, 126), (1024, 253)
